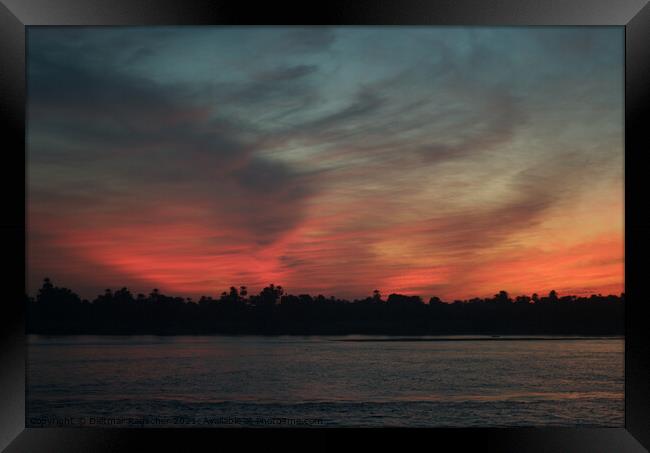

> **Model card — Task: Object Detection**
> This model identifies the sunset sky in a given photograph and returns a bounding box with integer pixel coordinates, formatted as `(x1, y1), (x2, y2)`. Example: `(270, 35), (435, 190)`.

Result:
(27, 27), (624, 301)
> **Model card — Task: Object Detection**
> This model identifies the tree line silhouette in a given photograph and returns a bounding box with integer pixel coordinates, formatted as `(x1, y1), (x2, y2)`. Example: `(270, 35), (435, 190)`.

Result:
(26, 278), (624, 335)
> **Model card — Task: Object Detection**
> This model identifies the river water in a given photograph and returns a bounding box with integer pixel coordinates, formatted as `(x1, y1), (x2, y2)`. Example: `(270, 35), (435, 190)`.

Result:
(27, 335), (624, 427)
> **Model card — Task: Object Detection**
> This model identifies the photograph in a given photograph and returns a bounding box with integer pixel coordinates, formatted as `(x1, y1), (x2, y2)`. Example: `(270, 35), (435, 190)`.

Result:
(25, 25), (626, 429)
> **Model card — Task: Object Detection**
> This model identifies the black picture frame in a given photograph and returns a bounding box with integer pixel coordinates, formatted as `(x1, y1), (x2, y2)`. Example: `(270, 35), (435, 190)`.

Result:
(1, 1), (648, 451)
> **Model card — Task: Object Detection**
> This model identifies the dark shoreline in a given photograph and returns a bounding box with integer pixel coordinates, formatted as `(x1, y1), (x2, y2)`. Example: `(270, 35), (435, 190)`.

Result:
(333, 336), (624, 342)
(28, 280), (624, 337)
(26, 333), (624, 339)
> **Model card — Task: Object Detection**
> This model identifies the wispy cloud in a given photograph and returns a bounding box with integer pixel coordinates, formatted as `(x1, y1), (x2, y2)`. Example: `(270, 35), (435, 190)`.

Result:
(27, 27), (623, 300)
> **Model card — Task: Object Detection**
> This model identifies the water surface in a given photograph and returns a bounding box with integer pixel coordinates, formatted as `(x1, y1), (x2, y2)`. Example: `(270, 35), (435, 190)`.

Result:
(27, 335), (624, 427)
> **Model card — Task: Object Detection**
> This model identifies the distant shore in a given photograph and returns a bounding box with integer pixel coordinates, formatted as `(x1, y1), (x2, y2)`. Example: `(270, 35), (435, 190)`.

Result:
(27, 280), (625, 337)
(333, 335), (624, 342)
(26, 332), (625, 338)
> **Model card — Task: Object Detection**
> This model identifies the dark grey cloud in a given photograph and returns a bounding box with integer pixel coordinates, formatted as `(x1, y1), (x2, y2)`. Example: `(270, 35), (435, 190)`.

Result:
(253, 64), (319, 82)
(28, 34), (316, 245)
(277, 27), (337, 53)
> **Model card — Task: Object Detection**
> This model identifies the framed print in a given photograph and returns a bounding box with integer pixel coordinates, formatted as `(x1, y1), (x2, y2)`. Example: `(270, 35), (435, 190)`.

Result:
(1, 0), (649, 451)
